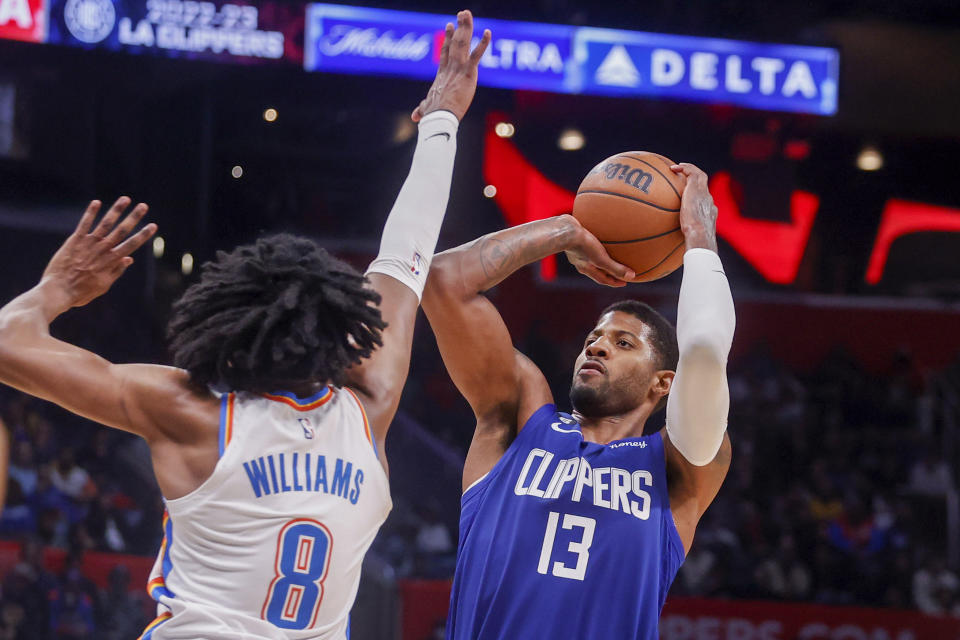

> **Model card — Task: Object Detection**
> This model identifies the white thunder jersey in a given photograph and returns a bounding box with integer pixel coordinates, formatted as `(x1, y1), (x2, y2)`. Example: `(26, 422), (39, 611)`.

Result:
(140, 387), (391, 640)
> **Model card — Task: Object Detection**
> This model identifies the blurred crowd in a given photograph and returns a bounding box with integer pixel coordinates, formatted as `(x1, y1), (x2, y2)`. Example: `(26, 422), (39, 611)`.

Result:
(674, 345), (959, 615)
(0, 539), (150, 640)
(0, 388), (162, 638)
(0, 310), (958, 636)
(0, 392), (163, 556)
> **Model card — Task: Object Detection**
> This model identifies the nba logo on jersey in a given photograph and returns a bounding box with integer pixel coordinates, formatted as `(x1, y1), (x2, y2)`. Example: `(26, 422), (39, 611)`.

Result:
(298, 418), (315, 439)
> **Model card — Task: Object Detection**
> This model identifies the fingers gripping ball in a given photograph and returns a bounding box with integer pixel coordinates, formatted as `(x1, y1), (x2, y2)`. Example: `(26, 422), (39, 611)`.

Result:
(573, 152), (686, 282)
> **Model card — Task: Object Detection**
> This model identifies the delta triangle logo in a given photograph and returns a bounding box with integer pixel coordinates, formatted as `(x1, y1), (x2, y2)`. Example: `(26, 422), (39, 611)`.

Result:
(595, 45), (641, 87)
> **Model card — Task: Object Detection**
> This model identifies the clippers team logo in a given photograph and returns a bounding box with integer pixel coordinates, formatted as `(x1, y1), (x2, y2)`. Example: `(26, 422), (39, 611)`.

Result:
(63, 0), (114, 43)
(298, 418), (315, 440)
(410, 251), (423, 276)
(550, 421), (580, 435)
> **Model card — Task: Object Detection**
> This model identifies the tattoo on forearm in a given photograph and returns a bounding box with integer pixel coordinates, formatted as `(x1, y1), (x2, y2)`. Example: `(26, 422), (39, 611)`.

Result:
(478, 237), (514, 281)
(476, 217), (576, 288)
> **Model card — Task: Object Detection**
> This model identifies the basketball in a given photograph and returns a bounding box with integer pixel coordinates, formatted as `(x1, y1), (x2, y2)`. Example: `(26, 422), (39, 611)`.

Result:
(572, 151), (687, 282)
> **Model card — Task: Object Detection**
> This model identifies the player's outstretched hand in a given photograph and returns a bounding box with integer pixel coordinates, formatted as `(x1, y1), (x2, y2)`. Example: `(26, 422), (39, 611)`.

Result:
(41, 197), (157, 309)
(411, 10), (491, 122)
(671, 162), (719, 253)
(564, 216), (635, 288)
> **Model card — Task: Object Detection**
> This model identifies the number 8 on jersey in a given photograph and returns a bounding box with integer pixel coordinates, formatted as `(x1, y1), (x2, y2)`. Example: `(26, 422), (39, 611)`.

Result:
(262, 519), (333, 630)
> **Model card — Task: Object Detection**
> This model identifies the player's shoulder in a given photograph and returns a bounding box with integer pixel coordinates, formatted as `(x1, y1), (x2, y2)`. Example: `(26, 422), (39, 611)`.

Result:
(116, 364), (219, 441)
(114, 364), (211, 403)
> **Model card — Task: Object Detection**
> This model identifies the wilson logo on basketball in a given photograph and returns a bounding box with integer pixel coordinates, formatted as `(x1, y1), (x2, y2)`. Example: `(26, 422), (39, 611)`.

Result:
(592, 162), (654, 194)
(574, 151), (685, 282)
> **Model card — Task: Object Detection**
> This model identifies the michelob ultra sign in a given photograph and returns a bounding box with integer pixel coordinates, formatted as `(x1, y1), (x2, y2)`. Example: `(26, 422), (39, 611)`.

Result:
(305, 3), (839, 115)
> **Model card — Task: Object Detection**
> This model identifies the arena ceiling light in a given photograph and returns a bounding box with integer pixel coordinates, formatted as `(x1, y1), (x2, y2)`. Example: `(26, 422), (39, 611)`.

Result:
(558, 128), (585, 151)
(263, 108), (278, 122)
(152, 236), (165, 259)
(392, 115), (417, 144)
(231, 165), (244, 179)
(856, 146), (883, 171)
(494, 122), (515, 138)
(483, 185), (497, 198)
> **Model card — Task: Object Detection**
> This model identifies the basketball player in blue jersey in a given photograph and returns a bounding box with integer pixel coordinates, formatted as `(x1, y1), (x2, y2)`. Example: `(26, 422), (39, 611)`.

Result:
(0, 11), (490, 639)
(422, 163), (735, 639)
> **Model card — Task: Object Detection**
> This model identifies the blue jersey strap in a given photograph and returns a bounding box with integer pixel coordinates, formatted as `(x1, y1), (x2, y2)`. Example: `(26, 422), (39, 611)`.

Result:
(518, 403), (559, 435)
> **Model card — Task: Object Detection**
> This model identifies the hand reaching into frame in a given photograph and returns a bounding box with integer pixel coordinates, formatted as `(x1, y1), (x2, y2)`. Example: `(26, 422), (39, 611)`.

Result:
(411, 10), (492, 122)
(41, 197), (157, 311)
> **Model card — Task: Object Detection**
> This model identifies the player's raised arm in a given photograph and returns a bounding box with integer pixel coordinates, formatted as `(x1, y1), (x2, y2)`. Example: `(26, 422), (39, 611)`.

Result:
(0, 198), (178, 439)
(343, 10), (490, 448)
(423, 214), (633, 486)
(662, 162), (736, 551)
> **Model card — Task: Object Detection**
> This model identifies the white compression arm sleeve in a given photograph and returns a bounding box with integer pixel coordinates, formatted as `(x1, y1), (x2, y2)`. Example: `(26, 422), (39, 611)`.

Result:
(365, 110), (459, 300)
(665, 248), (736, 466)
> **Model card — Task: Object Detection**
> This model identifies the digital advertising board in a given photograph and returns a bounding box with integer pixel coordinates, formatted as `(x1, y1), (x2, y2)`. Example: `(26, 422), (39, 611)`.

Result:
(305, 4), (839, 115)
(1, 0), (840, 114)
(305, 4), (573, 94)
(571, 27), (838, 115)
(46, 0), (304, 64)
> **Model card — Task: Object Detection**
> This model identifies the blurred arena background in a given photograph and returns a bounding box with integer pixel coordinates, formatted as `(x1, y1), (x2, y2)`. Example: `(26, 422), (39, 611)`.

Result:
(2, 0), (960, 638)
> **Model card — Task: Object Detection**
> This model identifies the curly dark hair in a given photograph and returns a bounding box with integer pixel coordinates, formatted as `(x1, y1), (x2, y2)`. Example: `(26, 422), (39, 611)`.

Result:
(166, 234), (386, 393)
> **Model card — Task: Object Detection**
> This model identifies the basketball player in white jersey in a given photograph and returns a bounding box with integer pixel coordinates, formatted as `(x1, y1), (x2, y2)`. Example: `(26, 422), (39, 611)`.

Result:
(0, 11), (490, 639)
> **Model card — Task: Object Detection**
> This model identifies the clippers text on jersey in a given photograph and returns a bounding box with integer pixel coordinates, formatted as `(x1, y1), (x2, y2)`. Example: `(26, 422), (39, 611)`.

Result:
(513, 448), (653, 520)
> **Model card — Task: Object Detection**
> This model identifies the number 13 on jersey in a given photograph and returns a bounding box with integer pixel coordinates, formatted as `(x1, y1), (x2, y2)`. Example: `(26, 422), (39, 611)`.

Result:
(262, 519), (333, 629)
(538, 511), (596, 581)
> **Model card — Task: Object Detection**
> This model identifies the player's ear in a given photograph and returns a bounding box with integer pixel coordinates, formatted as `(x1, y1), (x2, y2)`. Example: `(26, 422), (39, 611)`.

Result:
(653, 370), (674, 398)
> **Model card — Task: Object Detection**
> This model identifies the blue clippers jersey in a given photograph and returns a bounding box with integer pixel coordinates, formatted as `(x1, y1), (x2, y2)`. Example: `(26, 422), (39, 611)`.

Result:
(447, 404), (685, 640)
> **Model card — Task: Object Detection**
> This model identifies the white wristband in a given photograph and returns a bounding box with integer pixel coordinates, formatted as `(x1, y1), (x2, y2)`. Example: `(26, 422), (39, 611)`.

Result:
(366, 110), (459, 301)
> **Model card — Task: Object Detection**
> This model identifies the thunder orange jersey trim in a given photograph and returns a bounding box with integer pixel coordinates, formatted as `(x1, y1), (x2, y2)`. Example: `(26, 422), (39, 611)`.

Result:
(137, 611), (172, 639)
(146, 510), (175, 601)
(263, 387), (334, 412)
(343, 387), (377, 457)
(218, 393), (236, 457)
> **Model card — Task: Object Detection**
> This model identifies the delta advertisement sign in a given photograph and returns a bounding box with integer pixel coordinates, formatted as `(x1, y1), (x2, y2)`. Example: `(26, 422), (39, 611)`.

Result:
(572, 28), (838, 115)
(44, 0), (303, 63)
(304, 4), (839, 115)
